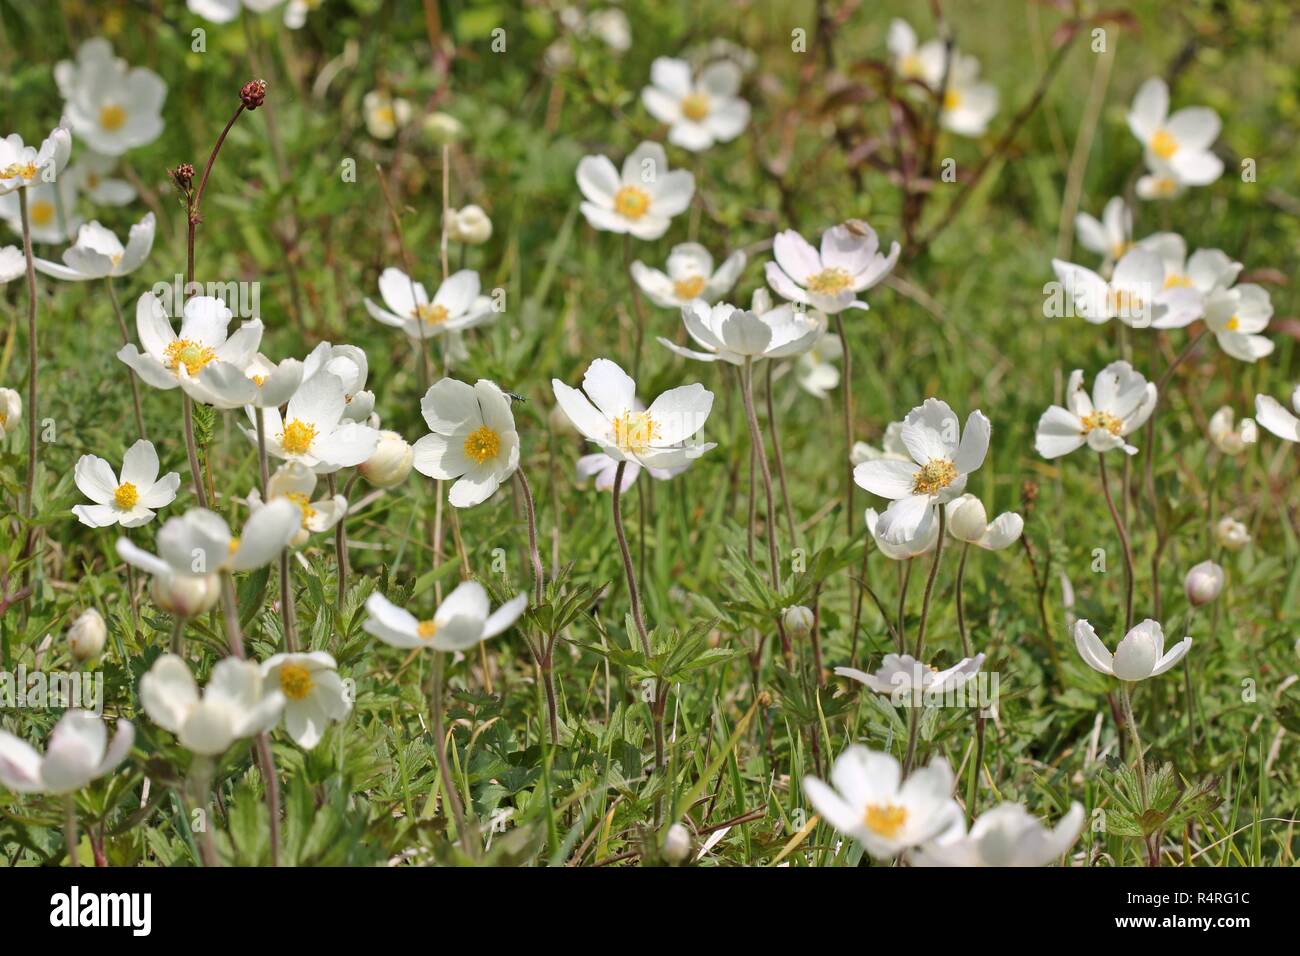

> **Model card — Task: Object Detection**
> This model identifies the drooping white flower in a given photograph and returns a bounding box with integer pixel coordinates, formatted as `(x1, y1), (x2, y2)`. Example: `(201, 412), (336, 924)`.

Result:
(445, 205), (493, 245)
(140, 654), (284, 756)
(260, 651), (352, 749)
(1127, 77), (1223, 191)
(1184, 560), (1224, 607)
(72, 439), (180, 529)
(946, 494), (1023, 550)
(248, 462), (347, 548)
(0, 125), (72, 196)
(1207, 406), (1255, 456)
(1034, 361), (1157, 459)
(576, 141), (694, 240)
(865, 506), (938, 560)
(363, 90), (412, 140)
(363, 582), (527, 651)
(0, 386), (21, 438)
(910, 802), (1084, 867)
(119, 501), (302, 582)
(1050, 247), (1199, 329)
(34, 214), (155, 281)
(302, 342), (374, 422)
(835, 652), (985, 703)
(118, 293), (263, 394)
(1135, 164), (1186, 202)
(1256, 386), (1300, 443)
(57, 38), (166, 156)
(0, 174), (80, 244)
(796, 330), (842, 399)
(552, 358), (715, 471)
(67, 608), (108, 662)
(1201, 284), (1273, 363)
(802, 746), (963, 860)
(244, 371), (380, 472)
(660, 300), (823, 365)
(886, 19), (946, 85)
(0, 710), (133, 794)
(1074, 197), (1132, 272)
(766, 222), (899, 314)
(364, 267), (496, 341)
(853, 398), (991, 545)
(64, 149), (135, 205)
(630, 242), (746, 309)
(641, 56), (749, 152)
(937, 52), (998, 137)
(1073, 618), (1191, 681)
(1213, 515), (1250, 551)
(412, 379), (520, 508)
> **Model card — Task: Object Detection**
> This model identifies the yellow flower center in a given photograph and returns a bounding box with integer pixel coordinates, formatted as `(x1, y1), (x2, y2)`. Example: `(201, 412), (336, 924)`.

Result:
(611, 410), (659, 455)
(251, 373), (268, 386)
(673, 275), (707, 300)
(1106, 288), (1144, 317)
(29, 200), (54, 227)
(943, 88), (962, 111)
(1110, 241), (1130, 261)
(681, 93), (710, 122)
(863, 803), (908, 839)
(1163, 273), (1192, 289)
(463, 424), (501, 465)
(899, 54), (923, 79)
(281, 419), (318, 455)
(278, 663), (314, 701)
(1080, 410), (1123, 435)
(285, 491), (316, 528)
(99, 104), (128, 132)
(413, 303), (449, 326)
(806, 267), (852, 296)
(1150, 129), (1178, 160)
(1151, 177), (1177, 197)
(613, 185), (651, 221)
(374, 105), (396, 128)
(0, 162), (39, 181)
(417, 619), (438, 640)
(228, 537), (240, 555)
(1224, 315), (1240, 331)
(911, 458), (957, 495)
(164, 339), (217, 376)
(114, 482), (139, 510)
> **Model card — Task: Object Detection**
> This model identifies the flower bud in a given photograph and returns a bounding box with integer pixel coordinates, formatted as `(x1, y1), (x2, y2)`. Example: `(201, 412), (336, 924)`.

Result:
(661, 823), (692, 864)
(782, 605), (814, 636)
(67, 608), (107, 662)
(423, 111), (464, 145)
(151, 573), (220, 619)
(359, 430), (413, 489)
(0, 387), (21, 439)
(169, 163), (195, 192)
(446, 205), (493, 245)
(1214, 516), (1250, 552)
(947, 494), (988, 543)
(240, 79), (267, 110)
(1184, 561), (1224, 607)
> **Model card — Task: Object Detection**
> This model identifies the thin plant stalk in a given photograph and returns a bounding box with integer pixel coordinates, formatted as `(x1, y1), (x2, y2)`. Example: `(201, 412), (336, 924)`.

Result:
(430, 650), (477, 857)
(64, 795), (78, 867)
(515, 470), (544, 605)
(764, 361), (797, 543)
(912, 505), (947, 661)
(623, 237), (649, 379)
(17, 190), (38, 563)
(327, 473), (347, 608)
(106, 278), (147, 441)
(182, 395), (209, 509)
(741, 358), (789, 664)
(897, 558), (913, 652)
(1119, 681), (1148, 809)
(1097, 452), (1135, 632)
(954, 541), (971, 656)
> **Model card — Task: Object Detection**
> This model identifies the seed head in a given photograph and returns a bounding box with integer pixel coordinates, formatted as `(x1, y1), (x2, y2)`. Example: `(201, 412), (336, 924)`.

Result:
(240, 79), (268, 110)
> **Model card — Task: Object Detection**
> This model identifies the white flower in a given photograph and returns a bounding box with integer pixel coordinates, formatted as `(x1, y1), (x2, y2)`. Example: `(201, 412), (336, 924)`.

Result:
(118, 293), (263, 394)
(865, 506), (939, 560)
(1256, 386), (1300, 443)
(34, 213), (155, 281)
(631, 242), (746, 309)
(0, 386), (21, 438)
(0, 125), (72, 196)
(359, 430), (414, 489)
(0, 710), (133, 794)
(364, 582), (527, 651)
(58, 38), (165, 156)
(853, 398), (991, 545)
(1135, 165), (1186, 202)
(140, 654), (284, 756)
(1201, 284), (1273, 363)
(1127, 77), (1223, 190)
(1213, 516), (1250, 552)
(64, 150), (135, 205)
(766, 222), (899, 314)
(72, 439), (180, 529)
(412, 379), (520, 508)
(852, 421), (909, 464)
(1135, 232), (1240, 297)
(445, 205), (493, 245)
(887, 19), (946, 85)
(188, 349), (304, 410)
(796, 330), (842, 399)
(1073, 618), (1191, 681)
(577, 451), (683, 493)
(552, 358), (715, 471)
(364, 267), (496, 341)
(802, 746), (963, 860)
(1208, 406), (1255, 456)
(835, 652), (985, 703)
(149, 573), (220, 619)
(660, 300), (823, 365)
(1034, 361), (1157, 459)
(782, 605), (815, 636)
(119, 501), (302, 580)
(1051, 248), (1199, 328)
(938, 52), (998, 137)
(588, 8), (631, 52)
(661, 822), (692, 864)
(910, 802), (1084, 867)
(1184, 560), (1224, 607)
(422, 111), (464, 145)
(0, 247), (23, 283)
(946, 494), (1023, 549)
(0, 174), (80, 244)
(67, 608), (108, 663)
(363, 90), (412, 139)
(302, 342), (373, 422)
(260, 651), (351, 749)
(641, 56), (749, 152)
(1074, 197), (1132, 271)
(576, 141), (694, 240)
(244, 371), (380, 473)
(282, 0), (318, 29)
(249, 462), (347, 547)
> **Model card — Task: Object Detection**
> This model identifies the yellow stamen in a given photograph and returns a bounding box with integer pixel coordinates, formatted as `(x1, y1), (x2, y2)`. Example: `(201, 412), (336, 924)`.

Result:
(863, 803), (908, 839)
(29, 201), (54, 228)
(413, 303), (449, 326)
(1149, 129), (1178, 160)
(611, 410), (659, 455)
(99, 104), (128, 132)
(1224, 315), (1240, 331)
(1080, 410), (1123, 436)
(417, 619), (438, 640)
(278, 663), (314, 701)
(943, 88), (962, 111)
(681, 93), (710, 122)
(1163, 273), (1192, 289)
(280, 419), (318, 456)
(1106, 288), (1144, 317)
(113, 482), (139, 510)
(163, 339), (217, 376)
(899, 54), (923, 79)
(251, 374), (268, 387)
(673, 275), (707, 300)
(463, 425), (501, 465)
(228, 538), (240, 555)
(806, 267), (852, 296)
(911, 458), (957, 495)
(0, 162), (39, 181)
(285, 491), (316, 528)
(1151, 177), (1177, 197)
(374, 105), (396, 128)
(613, 185), (651, 221)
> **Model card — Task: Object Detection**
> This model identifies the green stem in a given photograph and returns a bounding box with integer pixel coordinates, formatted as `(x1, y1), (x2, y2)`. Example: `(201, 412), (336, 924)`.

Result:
(1097, 453), (1135, 633)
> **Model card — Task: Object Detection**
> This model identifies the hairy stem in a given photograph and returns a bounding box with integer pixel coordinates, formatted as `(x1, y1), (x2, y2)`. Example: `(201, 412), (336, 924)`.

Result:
(1098, 453), (1135, 633)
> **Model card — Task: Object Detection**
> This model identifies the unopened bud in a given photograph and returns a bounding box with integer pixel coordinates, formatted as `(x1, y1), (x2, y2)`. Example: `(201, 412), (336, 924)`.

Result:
(782, 605), (814, 636)
(661, 823), (692, 864)
(67, 608), (107, 663)
(1184, 560), (1224, 607)
(170, 163), (195, 191)
(1214, 516), (1250, 552)
(423, 111), (464, 145)
(359, 430), (413, 489)
(151, 573), (220, 619)
(947, 494), (988, 543)
(240, 79), (268, 110)
(446, 204), (493, 245)
(0, 387), (22, 439)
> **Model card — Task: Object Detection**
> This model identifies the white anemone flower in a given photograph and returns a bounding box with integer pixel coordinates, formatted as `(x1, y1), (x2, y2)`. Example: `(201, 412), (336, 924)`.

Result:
(865, 506), (939, 560)
(0, 125), (72, 196)
(1073, 618), (1191, 682)
(1256, 386), (1300, 443)
(0, 386), (21, 438)
(1074, 197), (1132, 272)
(363, 90), (412, 140)
(577, 451), (684, 493)
(260, 652), (352, 750)
(34, 213), (155, 281)
(64, 149), (135, 205)
(188, 350), (303, 410)
(140, 654), (284, 757)
(119, 501), (301, 580)
(248, 462), (347, 547)
(1134, 232), (1241, 298)
(1214, 516), (1251, 552)
(412, 378), (520, 508)
(1201, 284), (1274, 362)
(630, 242), (746, 308)
(576, 141), (694, 240)
(0, 710), (133, 794)
(641, 56), (749, 152)
(302, 342), (374, 422)
(0, 174), (80, 244)
(364, 267), (495, 341)
(58, 38), (166, 156)
(910, 802), (1085, 867)
(796, 330), (842, 399)
(853, 398), (991, 545)
(852, 421), (909, 464)
(72, 439), (180, 529)
(766, 222), (899, 314)
(887, 19), (946, 85)
(1034, 361), (1157, 459)
(1050, 247), (1200, 329)
(1127, 77), (1223, 190)
(552, 358), (715, 471)
(835, 652), (985, 703)
(802, 746), (963, 860)
(946, 494), (1023, 550)
(1135, 163), (1186, 202)
(660, 300), (823, 365)
(938, 52), (998, 137)
(117, 293), (263, 394)
(1, 247), (23, 284)
(1208, 406), (1255, 456)
(245, 371), (380, 472)
(363, 583), (527, 651)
